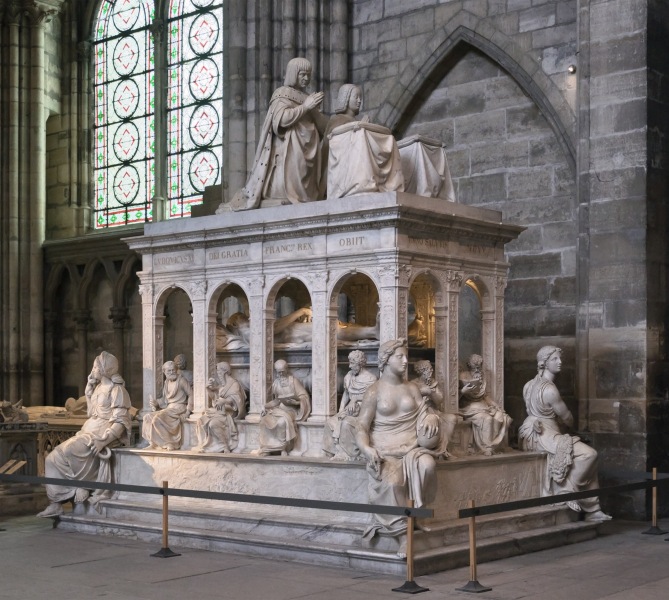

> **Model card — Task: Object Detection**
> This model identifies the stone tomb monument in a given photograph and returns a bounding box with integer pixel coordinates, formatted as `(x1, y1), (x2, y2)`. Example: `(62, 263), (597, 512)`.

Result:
(52, 68), (603, 573)
(51, 191), (597, 574)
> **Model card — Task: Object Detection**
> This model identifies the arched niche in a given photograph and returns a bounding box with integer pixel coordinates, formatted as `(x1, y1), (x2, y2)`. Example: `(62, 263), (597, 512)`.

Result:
(408, 273), (438, 349)
(330, 272), (381, 409)
(337, 273), (379, 328)
(270, 278), (313, 393)
(210, 282), (251, 399)
(458, 278), (483, 362)
(159, 287), (193, 369)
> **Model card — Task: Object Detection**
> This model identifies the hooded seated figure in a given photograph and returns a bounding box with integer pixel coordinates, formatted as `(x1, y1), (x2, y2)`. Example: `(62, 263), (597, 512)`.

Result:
(37, 352), (132, 518)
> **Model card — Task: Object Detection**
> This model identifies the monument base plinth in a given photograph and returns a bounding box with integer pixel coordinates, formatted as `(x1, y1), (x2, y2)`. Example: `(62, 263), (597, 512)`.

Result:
(54, 449), (601, 575)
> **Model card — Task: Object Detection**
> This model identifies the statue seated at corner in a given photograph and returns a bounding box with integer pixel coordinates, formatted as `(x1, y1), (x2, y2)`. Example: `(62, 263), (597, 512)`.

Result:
(141, 360), (193, 451)
(459, 354), (511, 456)
(355, 340), (448, 548)
(37, 352), (132, 518)
(519, 346), (611, 522)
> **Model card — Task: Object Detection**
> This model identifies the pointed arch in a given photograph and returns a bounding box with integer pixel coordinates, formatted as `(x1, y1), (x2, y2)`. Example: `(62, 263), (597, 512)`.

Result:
(375, 22), (576, 174)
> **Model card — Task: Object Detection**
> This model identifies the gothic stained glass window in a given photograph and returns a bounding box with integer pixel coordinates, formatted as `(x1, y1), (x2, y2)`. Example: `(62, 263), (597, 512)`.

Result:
(167, 0), (223, 219)
(92, 0), (223, 229)
(93, 0), (155, 229)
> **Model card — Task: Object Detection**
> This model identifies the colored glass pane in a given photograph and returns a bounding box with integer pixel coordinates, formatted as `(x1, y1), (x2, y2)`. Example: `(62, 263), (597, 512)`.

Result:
(93, 0), (222, 226)
(166, 0), (223, 218)
(93, 0), (154, 229)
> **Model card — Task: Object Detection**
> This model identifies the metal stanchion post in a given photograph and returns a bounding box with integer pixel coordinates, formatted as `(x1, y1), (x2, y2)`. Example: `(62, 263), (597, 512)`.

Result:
(392, 499), (429, 594)
(456, 499), (491, 593)
(151, 481), (181, 558)
(644, 468), (667, 535)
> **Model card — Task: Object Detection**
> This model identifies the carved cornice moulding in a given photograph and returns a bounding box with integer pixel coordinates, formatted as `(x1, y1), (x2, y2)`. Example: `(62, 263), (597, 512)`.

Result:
(125, 192), (524, 256)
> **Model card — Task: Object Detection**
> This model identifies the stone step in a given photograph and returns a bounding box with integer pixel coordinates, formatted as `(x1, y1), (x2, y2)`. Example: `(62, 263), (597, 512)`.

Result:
(57, 498), (599, 576)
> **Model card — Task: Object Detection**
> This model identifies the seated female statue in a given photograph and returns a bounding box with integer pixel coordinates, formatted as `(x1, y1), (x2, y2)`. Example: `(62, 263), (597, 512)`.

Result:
(355, 339), (446, 543)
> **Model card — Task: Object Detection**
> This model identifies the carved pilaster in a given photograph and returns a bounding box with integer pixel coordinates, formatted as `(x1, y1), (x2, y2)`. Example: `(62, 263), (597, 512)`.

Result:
(247, 277), (266, 419)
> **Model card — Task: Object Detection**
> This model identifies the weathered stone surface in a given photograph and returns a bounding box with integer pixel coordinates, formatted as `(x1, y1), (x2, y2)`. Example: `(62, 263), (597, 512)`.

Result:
(507, 167), (553, 199)
(541, 44), (578, 75)
(532, 25), (575, 50)
(507, 105), (553, 138)
(470, 140), (530, 172)
(590, 70), (647, 108)
(359, 18), (401, 50)
(519, 4), (556, 33)
(590, 98), (647, 136)
(509, 252), (563, 279)
(591, 0), (647, 42)
(484, 76), (532, 111)
(590, 229), (646, 267)
(589, 167), (647, 202)
(384, 0), (437, 18)
(603, 300), (648, 329)
(352, 0), (384, 24)
(505, 278), (549, 305)
(556, 0), (577, 25)
(589, 263), (647, 301)
(489, 195), (574, 226)
(589, 130), (647, 170)
(504, 226), (542, 253)
(549, 277), (576, 306)
(457, 172), (506, 204)
(401, 8), (435, 37)
(589, 33), (647, 77)
(454, 110), (506, 145)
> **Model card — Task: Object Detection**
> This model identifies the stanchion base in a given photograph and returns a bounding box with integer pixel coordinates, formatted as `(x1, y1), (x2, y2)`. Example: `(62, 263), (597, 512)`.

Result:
(642, 526), (668, 535)
(151, 547), (181, 558)
(392, 580), (430, 594)
(456, 580), (492, 593)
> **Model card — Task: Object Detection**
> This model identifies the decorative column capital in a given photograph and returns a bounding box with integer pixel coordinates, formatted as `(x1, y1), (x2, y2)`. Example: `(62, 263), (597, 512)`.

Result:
(109, 306), (130, 329)
(74, 309), (92, 329)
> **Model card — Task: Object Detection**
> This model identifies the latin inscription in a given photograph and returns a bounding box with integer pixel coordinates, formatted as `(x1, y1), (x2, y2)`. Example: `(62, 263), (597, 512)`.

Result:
(208, 248), (249, 261)
(464, 244), (492, 256)
(154, 253), (194, 267)
(338, 236), (365, 247)
(408, 237), (449, 251)
(264, 241), (314, 256)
